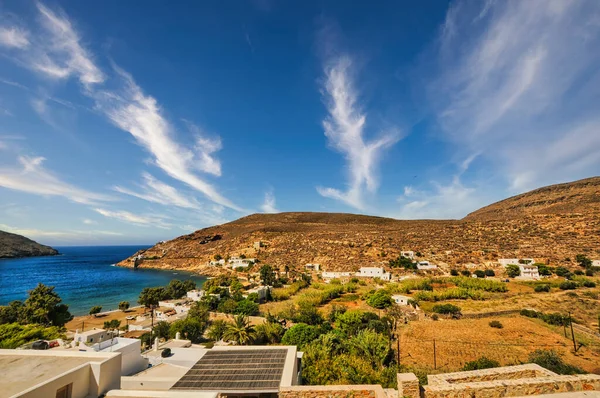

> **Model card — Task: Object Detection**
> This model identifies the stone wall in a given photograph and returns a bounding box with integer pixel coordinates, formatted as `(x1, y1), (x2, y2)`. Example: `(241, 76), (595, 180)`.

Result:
(280, 385), (386, 398)
(427, 364), (556, 385)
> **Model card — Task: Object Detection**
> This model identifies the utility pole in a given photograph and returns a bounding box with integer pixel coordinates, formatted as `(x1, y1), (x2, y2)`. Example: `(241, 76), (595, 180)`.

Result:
(433, 339), (437, 370)
(568, 312), (577, 352)
(397, 331), (401, 367)
(563, 319), (567, 338)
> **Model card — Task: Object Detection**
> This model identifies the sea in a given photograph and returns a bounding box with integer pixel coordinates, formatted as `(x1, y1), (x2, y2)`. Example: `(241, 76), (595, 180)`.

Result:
(0, 246), (207, 316)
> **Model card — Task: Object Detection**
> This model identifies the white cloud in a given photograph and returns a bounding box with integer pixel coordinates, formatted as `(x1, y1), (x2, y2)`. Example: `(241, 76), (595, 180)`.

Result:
(396, 177), (487, 219)
(0, 26), (29, 49)
(114, 172), (202, 210)
(260, 190), (279, 213)
(0, 223), (123, 242)
(184, 120), (223, 176)
(431, 0), (600, 191)
(93, 67), (241, 211)
(82, 218), (96, 225)
(317, 56), (400, 209)
(34, 3), (105, 86)
(0, 156), (113, 205)
(93, 208), (172, 229)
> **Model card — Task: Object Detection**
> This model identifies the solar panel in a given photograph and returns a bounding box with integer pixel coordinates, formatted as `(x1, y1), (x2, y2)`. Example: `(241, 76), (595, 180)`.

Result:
(171, 349), (288, 391)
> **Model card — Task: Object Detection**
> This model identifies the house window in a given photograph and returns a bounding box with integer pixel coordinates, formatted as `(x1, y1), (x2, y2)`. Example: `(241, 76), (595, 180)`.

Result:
(56, 383), (72, 398)
(90, 338), (94, 342)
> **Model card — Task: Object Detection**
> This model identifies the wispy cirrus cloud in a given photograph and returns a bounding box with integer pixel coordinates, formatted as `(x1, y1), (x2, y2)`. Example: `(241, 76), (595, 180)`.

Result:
(0, 26), (29, 49)
(430, 0), (600, 192)
(0, 156), (113, 205)
(260, 190), (279, 213)
(93, 208), (172, 229)
(317, 56), (400, 210)
(114, 172), (202, 210)
(8, 2), (242, 213)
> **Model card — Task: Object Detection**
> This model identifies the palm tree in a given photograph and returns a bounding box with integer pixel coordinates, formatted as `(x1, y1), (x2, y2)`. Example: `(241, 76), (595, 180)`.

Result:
(255, 321), (284, 344)
(223, 315), (256, 345)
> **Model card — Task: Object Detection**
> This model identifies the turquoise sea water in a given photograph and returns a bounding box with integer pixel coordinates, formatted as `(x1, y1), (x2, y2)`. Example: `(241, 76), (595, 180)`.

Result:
(0, 246), (206, 316)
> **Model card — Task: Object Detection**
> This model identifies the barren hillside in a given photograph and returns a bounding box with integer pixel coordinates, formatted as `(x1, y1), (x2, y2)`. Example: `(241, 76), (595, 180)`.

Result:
(0, 230), (59, 259)
(118, 177), (600, 274)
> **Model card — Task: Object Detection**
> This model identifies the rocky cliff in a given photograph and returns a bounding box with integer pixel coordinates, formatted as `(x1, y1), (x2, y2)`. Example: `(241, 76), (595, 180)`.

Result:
(0, 230), (59, 258)
(118, 177), (600, 274)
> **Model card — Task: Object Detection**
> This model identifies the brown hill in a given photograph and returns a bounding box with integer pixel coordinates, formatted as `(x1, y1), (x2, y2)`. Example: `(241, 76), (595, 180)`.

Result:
(118, 178), (600, 274)
(464, 177), (600, 221)
(0, 230), (59, 259)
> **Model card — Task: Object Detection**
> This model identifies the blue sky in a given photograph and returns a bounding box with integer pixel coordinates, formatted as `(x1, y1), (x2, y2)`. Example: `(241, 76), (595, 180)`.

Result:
(0, 1), (599, 246)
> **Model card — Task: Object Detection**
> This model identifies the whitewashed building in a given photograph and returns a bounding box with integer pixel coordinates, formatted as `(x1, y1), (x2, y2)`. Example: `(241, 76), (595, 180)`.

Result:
(416, 261), (437, 270)
(518, 264), (540, 279)
(392, 294), (411, 306)
(78, 338), (148, 376)
(592, 260), (600, 267)
(244, 286), (270, 301)
(74, 328), (110, 345)
(229, 256), (255, 268)
(209, 259), (226, 266)
(401, 251), (415, 259)
(305, 263), (321, 271)
(358, 267), (391, 281)
(321, 271), (354, 279)
(499, 258), (534, 267)
(187, 289), (205, 301)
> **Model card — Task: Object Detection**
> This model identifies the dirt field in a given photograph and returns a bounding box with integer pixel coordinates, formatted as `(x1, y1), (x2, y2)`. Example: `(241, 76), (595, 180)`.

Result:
(65, 307), (147, 332)
(399, 316), (600, 374)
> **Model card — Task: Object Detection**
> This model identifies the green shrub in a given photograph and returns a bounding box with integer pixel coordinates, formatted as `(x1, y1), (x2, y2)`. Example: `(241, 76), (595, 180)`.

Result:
(582, 280), (596, 288)
(432, 304), (461, 315)
(489, 320), (503, 329)
(450, 277), (507, 292)
(281, 323), (323, 350)
(460, 270), (471, 276)
(366, 290), (393, 309)
(528, 350), (584, 374)
(450, 269), (459, 276)
(0, 323), (64, 349)
(462, 357), (500, 371)
(484, 269), (495, 277)
(555, 267), (571, 277)
(559, 281), (578, 290)
(506, 264), (520, 278)
(431, 314), (439, 321)
(534, 284), (551, 292)
(474, 270), (486, 278)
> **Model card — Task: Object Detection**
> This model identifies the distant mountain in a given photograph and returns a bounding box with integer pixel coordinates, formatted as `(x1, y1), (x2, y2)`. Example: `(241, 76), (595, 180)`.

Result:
(0, 230), (59, 259)
(118, 177), (600, 273)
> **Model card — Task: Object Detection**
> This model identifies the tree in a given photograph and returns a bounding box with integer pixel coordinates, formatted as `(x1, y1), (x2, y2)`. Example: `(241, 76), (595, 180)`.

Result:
(234, 299), (259, 316)
(0, 301), (24, 325)
(536, 264), (552, 276)
(139, 287), (167, 329)
(389, 255), (416, 269)
(217, 298), (238, 314)
(169, 318), (207, 344)
(259, 265), (276, 286)
(484, 269), (495, 277)
(460, 270), (471, 276)
(188, 301), (210, 323)
(153, 321), (171, 340)
(103, 319), (121, 339)
(432, 304), (461, 315)
(207, 320), (228, 341)
(21, 284), (72, 327)
(293, 301), (324, 325)
(366, 290), (392, 309)
(474, 270), (486, 278)
(575, 254), (592, 268)
(506, 264), (521, 278)
(89, 306), (102, 317)
(223, 315), (255, 345)
(214, 254), (222, 261)
(555, 266), (571, 278)
(118, 301), (130, 312)
(182, 279), (196, 292)
(450, 269), (459, 276)
(281, 323), (322, 349)
(167, 280), (187, 299)
(255, 321), (284, 344)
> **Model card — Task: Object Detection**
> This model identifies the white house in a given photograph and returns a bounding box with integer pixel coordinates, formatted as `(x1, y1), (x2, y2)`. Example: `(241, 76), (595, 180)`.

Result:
(321, 271), (353, 279)
(357, 267), (391, 281)
(518, 264), (540, 279)
(244, 285), (270, 301)
(499, 258), (534, 267)
(305, 263), (321, 271)
(209, 259), (226, 266)
(228, 256), (255, 268)
(78, 337), (148, 376)
(187, 289), (205, 301)
(74, 328), (110, 345)
(592, 260), (600, 267)
(392, 294), (411, 306)
(416, 261), (437, 270)
(401, 251), (415, 259)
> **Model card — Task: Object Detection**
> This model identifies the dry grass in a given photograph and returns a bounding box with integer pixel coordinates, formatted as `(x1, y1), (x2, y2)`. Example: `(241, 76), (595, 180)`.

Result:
(65, 307), (146, 332)
(399, 316), (600, 374)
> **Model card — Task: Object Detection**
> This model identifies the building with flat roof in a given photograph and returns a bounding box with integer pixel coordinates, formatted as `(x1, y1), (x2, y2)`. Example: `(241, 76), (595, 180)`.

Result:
(0, 349), (121, 398)
(77, 337), (148, 376)
(392, 294), (411, 306)
(74, 327), (111, 345)
(121, 345), (300, 397)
